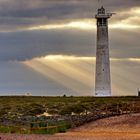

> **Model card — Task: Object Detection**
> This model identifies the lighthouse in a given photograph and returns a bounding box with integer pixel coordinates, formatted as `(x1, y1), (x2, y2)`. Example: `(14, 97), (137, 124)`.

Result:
(95, 6), (112, 96)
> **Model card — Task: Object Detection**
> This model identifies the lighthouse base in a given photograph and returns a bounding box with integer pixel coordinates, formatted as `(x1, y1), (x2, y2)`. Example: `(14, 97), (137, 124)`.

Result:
(95, 90), (111, 97)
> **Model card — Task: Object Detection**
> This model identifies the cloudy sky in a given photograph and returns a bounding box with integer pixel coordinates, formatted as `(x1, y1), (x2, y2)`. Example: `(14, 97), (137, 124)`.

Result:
(0, 0), (140, 96)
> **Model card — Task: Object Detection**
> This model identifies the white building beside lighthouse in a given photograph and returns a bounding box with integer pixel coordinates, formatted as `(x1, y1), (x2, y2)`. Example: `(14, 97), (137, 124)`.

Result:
(95, 6), (112, 96)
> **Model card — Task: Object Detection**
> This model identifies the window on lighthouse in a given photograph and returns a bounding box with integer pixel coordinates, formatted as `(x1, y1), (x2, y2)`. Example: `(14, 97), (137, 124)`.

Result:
(97, 19), (102, 26)
(97, 18), (107, 26)
(102, 19), (107, 25)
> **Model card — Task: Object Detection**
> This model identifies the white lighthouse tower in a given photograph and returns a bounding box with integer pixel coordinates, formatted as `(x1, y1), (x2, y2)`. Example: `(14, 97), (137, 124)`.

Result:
(95, 6), (112, 96)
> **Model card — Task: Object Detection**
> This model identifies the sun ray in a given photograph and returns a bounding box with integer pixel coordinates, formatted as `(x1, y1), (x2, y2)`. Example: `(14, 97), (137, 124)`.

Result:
(23, 58), (94, 94)
(65, 59), (94, 75)
(37, 58), (93, 87)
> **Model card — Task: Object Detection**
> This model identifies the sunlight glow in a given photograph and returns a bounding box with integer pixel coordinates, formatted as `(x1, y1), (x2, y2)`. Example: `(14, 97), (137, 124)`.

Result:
(38, 55), (140, 62)
(35, 55), (140, 62)
(128, 58), (140, 62)
(67, 21), (94, 30)
(28, 21), (140, 31)
(111, 58), (140, 62)
(28, 20), (96, 31)
(131, 7), (140, 14)
(110, 23), (140, 29)
(118, 7), (140, 16)
(44, 55), (96, 60)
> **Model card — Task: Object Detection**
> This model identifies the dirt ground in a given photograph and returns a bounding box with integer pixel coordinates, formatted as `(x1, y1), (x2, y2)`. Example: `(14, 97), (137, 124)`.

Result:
(0, 113), (140, 140)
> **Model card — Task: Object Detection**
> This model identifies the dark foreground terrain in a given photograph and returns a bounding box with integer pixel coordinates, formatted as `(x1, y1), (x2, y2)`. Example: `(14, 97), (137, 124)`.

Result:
(0, 113), (140, 140)
(0, 96), (139, 136)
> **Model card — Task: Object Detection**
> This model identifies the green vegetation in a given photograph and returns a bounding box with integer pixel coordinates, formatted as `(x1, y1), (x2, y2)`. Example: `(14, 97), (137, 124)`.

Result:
(0, 96), (139, 117)
(30, 120), (71, 134)
(0, 120), (71, 134)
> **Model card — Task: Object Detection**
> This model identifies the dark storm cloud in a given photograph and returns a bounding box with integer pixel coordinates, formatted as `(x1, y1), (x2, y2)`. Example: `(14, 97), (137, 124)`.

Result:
(0, 28), (140, 61)
(0, 0), (139, 30)
(0, 0), (94, 30)
(110, 29), (140, 58)
(0, 29), (95, 61)
(0, 0), (139, 61)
